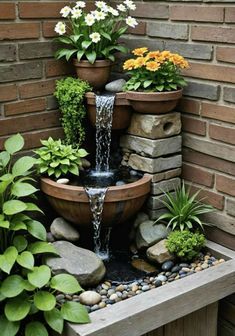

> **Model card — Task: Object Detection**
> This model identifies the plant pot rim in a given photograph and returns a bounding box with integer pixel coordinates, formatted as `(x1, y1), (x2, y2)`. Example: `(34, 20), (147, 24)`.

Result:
(40, 174), (151, 203)
(126, 89), (183, 101)
(73, 59), (112, 68)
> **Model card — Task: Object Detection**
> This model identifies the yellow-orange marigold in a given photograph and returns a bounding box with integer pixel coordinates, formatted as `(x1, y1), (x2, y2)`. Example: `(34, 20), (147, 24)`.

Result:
(147, 51), (161, 59)
(134, 56), (146, 68)
(132, 47), (148, 57)
(123, 59), (135, 70)
(146, 61), (160, 72)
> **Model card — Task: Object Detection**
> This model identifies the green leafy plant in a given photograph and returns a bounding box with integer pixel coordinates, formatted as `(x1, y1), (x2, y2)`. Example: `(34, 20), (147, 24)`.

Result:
(54, 1), (138, 63)
(54, 77), (91, 147)
(123, 48), (189, 92)
(0, 134), (90, 336)
(35, 137), (88, 179)
(166, 230), (206, 261)
(154, 182), (213, 231)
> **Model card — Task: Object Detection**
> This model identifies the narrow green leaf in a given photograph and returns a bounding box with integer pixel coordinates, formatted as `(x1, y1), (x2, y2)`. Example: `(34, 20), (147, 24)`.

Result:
(0, 151), (10, 168)
(85, 51), (96, 64)
(11, 182), (37, 198)
(27, 220), (47, 241)
(25, 203), (43, 213)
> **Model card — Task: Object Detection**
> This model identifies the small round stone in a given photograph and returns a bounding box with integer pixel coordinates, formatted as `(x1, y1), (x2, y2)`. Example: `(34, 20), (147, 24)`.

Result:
(79, 291), (101, 306)
(162, 260), (174, 271)
(179, 263), (189, 268)
(131, 284), (139, 292)
(142, 285), (150, 292)
(195, 266), (202, 272)
(56, 294), (65, 301)
(116, 284), (125, 292)
(154, 280), (162, 287)
(156, 275), (167, 282)
(182, 267), (191, 272)
(99, 302), (106, 308)
(219, 258), (225, 263)
(201, 263), (208, 269)
(109, 293), (118, 301)
(91, 304), (99, 312)
(171, 265), (181, 273)
(100, 289), (107, 295)
(102, 284), (109, 290)
(107, 289), (115, 297)
(116, 181), (126, 186)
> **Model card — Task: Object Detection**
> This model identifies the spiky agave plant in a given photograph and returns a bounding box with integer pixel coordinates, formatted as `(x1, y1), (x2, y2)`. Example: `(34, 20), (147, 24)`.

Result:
(154, 181), (213, 231)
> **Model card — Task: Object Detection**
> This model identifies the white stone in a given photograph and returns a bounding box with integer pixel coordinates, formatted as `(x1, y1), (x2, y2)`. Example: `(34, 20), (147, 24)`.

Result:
(57, 178), (69, 184)
(79, 291), (101, 305)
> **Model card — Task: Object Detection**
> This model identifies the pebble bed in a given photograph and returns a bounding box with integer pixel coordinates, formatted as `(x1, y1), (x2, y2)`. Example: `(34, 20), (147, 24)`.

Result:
(56, 252), (225, 313)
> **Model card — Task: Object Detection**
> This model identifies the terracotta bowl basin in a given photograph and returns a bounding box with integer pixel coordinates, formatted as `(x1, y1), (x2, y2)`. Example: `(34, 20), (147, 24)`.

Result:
(85, 92), (132, 130)
(40, 174), (151, 229)
(126, 89), (183, 114)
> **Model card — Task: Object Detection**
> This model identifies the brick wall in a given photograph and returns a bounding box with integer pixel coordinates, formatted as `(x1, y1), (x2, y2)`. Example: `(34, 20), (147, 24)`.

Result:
(120, 0), (235, 250)
(0, 1), (235, 249)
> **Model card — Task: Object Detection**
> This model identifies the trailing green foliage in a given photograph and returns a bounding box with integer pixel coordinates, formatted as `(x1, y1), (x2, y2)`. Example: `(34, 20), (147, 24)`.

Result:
(0, 134), (90, 336)
(34, 137), (88, 179)
(54, 77), (91, 147)
(154, 181), (213, 231)
(166, 230), (206, 261)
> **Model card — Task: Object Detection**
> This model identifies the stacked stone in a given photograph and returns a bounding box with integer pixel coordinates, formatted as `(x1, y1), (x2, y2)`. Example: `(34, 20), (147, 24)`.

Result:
(120, 112), (182, 219)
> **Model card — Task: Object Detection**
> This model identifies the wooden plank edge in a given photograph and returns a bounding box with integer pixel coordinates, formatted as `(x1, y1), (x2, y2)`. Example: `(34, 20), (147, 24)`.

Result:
(65, 259), (235, 336)
(206, 240), (235, 259)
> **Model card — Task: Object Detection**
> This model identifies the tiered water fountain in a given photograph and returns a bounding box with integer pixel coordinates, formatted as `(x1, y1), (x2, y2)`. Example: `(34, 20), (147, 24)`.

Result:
(41, 91), (151, 260)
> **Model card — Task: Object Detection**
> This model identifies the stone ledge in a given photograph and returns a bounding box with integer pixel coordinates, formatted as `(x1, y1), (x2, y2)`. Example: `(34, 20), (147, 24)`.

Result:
(151, 177), (181, 195)
(120, 134), (182, 158)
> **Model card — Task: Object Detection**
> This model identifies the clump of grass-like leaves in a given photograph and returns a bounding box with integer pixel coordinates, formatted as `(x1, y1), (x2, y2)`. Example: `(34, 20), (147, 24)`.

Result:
(154, 182), (213, 231)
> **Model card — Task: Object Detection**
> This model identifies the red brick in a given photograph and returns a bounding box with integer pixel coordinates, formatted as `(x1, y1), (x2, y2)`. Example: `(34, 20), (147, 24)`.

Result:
(182, 115), (206, 136)
(183, 62), (235, 84)
(185, 184), (224, 210)
(216, 47), (235, 64)
(0, 111), (60, 136)
(225, 7), (235, 23)
(131, 4), (169, 18)
(19, 2), (67, 19)
(19, 80), (56, 99)
(4, 98), (46, 117)
(0, 84), (17, 102)
(201, 103), (235, 124)
(182, 163), (214, 187)
(183, 148), (235, 176)
(209, 124), (235, 146)
(0, 128), (64, 151)
(177, 98), (201, 115)
(45, 60), (73, 78)
(128, 22), (146, 35)
(0, 23), (40, 40)
(42, 21), (57, 38)
(0, 3), (15, 20)
(192, 26), (235, 44)
(170, 6), (223, 22)
(216, 174), (235, 197)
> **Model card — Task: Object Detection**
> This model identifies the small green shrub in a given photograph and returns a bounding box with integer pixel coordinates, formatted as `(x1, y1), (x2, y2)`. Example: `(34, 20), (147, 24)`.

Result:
(0, 134), (90, 336)
(154, 181), (213, 231)
(166, 230), (206, 261)
(35, 137), (88, 179)
(54, 77), (91, 147)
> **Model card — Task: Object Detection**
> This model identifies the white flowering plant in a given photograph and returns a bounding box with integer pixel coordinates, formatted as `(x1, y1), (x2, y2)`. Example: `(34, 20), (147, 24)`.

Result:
(54, 0), (138, 64)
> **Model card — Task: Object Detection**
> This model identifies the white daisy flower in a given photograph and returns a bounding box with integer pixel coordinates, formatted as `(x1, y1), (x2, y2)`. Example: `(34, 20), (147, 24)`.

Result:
(124, 0), (136, 10)
(108, 7), (119, 16)
(95, 1), (108, 12)
(71, 8), (82, 19)
(117, 4), (127, 12)
(94, 10), (106, 21)
(54, 21), (66, 35)
(85, 13), (95, 26)
(75, 1), (86, 8)
(60, 6), (71, 18)
(126, 16), (138, 28)
(90, 32), (101, 43)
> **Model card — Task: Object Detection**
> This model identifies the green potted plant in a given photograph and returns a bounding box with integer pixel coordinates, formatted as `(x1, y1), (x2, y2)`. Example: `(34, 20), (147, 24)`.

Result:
(0, 134), (90, 336)
(54, 77), (91, 147)
(123, 48), (189, 113)
(54, 0), (138, 90)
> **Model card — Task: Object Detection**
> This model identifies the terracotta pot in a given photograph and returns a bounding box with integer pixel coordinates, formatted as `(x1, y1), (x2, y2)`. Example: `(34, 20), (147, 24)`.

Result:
(126, 89), (183, 114)
(40, 174), (151, 229)
(85, 92), (132, 130)
(73, 59), (112, 90)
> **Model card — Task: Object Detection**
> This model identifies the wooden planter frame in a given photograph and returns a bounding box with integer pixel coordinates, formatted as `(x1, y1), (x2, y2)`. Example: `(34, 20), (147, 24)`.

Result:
(64, 241), (235, 336)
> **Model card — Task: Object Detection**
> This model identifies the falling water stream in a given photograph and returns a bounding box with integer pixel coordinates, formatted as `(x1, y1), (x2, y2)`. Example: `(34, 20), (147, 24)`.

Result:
(85, 93), (116, 260)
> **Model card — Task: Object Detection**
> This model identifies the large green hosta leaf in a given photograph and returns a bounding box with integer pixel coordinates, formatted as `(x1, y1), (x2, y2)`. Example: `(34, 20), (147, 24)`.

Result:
(25, 321), (48, 336)
(5, 296), (31, 321)
(61, 302), (90, 323)
(0, 275), (25, 298)
(3, 200), (27, 216)
(12, 157), (36, 177)
(0, 315), (20, 336)
(0, 247), (18, 274)
(28, 265), (51, 288)
(50, 274), (82, 294)
(34, 291), (56, 311)
(4, 134), (24, 155)
(44, 308), (64, 333)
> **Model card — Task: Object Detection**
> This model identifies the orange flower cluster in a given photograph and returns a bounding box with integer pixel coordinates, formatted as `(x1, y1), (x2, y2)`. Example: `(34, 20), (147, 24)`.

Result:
(123, 48), (189, 72)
